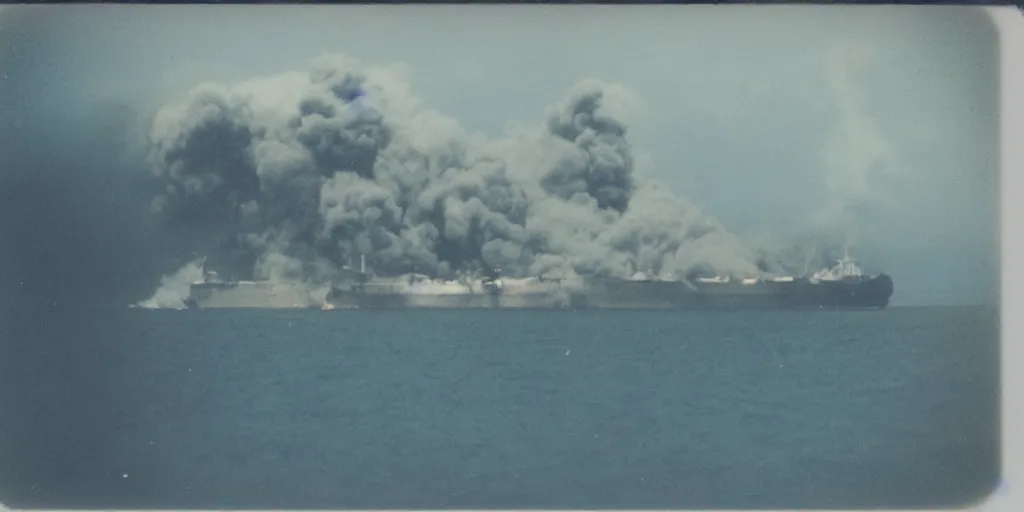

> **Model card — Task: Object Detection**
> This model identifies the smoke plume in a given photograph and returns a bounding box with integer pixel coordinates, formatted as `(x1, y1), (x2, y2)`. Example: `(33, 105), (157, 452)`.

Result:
(134, 258), (205, 309)
(817, 43), (903, 248)
(141, 54), (785, 301)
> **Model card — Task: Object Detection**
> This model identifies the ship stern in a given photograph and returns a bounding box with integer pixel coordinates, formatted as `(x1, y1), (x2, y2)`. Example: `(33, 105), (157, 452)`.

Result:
(873, 273), (895, 309)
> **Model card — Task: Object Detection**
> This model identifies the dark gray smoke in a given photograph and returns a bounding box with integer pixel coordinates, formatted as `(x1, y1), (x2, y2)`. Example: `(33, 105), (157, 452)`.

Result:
(143, 54), (781, 297)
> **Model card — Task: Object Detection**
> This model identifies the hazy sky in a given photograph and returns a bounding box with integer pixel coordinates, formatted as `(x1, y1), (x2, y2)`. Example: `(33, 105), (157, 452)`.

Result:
(0, 5), (999, 306)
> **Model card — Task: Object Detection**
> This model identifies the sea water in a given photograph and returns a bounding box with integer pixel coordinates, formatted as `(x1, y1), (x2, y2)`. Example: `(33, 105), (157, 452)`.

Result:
(0, 306), (1000, 509)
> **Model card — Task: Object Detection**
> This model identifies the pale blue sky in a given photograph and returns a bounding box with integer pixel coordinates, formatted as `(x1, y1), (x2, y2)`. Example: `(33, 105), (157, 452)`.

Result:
(2, 5), (999, 306)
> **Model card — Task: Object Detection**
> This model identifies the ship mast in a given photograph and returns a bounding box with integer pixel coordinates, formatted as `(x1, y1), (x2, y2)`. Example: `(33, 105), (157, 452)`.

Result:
(197, 256), (209, 282)
(802, 239), (817, 277)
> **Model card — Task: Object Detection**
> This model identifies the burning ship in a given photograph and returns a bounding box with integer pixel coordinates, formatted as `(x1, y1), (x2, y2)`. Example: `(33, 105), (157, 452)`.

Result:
(182, 250), (894, 310)
(182, 259), (326, 310)
(322, 256), (583, 310)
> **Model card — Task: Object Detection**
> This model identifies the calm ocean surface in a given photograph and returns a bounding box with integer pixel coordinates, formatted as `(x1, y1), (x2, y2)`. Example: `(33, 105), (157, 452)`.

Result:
(1, 306), (1000, 509)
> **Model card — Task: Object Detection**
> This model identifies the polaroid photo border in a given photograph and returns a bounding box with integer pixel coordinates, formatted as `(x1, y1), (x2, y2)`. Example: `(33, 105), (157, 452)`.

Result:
(0, 4), (1018, 512)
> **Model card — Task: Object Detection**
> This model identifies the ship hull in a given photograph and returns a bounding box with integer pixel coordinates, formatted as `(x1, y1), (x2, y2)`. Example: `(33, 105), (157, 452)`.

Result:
(573, 274), (894, 310)
(323, 274), (894, 311)
(327, 291), (578, 309)
(179, 251), (893, 311)
(187, 282), (322, 309)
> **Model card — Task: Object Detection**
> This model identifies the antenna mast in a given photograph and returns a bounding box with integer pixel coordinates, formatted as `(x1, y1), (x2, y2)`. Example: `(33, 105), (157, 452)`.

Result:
(802, 239), (817, 276)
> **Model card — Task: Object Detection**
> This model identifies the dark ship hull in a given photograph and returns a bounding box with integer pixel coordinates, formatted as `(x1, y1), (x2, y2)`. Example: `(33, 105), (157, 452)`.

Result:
(183, 252), (894, 311)
(323, 274), (894, 311)
(572, 274), (894, 310)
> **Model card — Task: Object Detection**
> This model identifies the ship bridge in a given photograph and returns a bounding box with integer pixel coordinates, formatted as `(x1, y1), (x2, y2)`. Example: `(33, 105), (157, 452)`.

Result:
(811, 246), (869, 282)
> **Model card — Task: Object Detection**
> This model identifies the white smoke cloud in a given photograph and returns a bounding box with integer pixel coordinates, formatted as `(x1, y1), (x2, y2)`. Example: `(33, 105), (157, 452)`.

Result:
(817, 42), (905, 249)
(133, 257), (205, 309)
